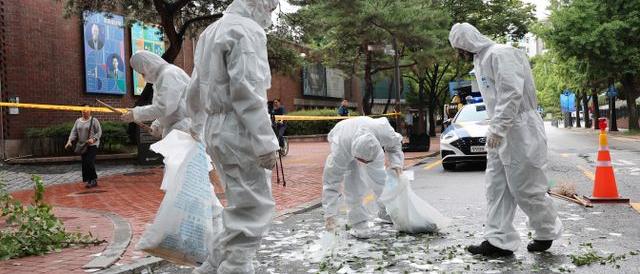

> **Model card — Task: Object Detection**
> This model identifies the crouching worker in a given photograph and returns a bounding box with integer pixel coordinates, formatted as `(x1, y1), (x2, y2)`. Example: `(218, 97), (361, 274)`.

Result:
(323, 116), (404, 239)
(121, 50), (191, 138)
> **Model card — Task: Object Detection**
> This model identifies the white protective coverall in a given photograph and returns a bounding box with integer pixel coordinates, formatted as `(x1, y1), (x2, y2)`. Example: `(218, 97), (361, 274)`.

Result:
(130, 50), (191, 138)
(322, 117), (404, 228)
(186, 0), (279, 273)
(449, 23), (562, 251)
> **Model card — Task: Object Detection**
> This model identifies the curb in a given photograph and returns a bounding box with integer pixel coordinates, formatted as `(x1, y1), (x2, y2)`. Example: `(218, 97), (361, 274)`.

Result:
(96, 256), (167, 274)
(84, 211), (133, 270)
(5, 153), (136, 165)
(275, 198), (322, 220)
(96, 199), (324, 273)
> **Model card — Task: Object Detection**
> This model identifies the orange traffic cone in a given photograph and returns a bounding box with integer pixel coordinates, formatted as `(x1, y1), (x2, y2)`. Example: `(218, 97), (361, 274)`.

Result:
(588, 118), (629, 203)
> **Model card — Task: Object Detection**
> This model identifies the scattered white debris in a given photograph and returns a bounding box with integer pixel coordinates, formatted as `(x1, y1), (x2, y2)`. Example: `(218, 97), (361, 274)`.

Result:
(409, 263), (434, 270)
(608, 232), (622, 237)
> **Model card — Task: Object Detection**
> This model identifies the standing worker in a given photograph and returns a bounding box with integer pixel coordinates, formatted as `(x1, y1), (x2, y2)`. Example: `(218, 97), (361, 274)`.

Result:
(120, 50), (191, 138)
(449, 23), (562, 256)
(323, 117), (404, 238)
(185, 0), (280, 273)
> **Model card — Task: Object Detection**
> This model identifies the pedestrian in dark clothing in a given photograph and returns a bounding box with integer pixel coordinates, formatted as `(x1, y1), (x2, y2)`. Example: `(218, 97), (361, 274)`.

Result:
(338, 99), (349, 116)
(65, 105), (102, 188)
(270, 99), (287, 147)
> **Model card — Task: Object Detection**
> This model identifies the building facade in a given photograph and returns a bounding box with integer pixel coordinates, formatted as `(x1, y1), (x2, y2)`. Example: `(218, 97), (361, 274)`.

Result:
(0, 1), (360, 158)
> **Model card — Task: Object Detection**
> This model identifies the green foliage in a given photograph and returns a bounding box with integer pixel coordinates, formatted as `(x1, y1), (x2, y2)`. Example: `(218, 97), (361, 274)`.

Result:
(285, 108), (360, 136)
(0, 176), (104, 260)
(267, 33), (304, 75)
(538, 0), (640, 128)
(530, 52), (590, 118)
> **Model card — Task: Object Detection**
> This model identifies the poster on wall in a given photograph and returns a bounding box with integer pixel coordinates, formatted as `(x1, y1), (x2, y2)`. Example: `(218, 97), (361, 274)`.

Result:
(131, 23), (165, 96)
(83, 12), (127, 95)
(303, 63), (327, 97)
(326, 68), (346, 99)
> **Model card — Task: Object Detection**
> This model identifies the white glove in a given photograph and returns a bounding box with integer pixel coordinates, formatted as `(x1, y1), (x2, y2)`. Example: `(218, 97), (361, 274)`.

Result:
(150, 125), (162, 138)
(120, 110), (134, 123)
(258, 152), (277, 170)
(487, 133), (503, 149)
(325, 216), (336, 232)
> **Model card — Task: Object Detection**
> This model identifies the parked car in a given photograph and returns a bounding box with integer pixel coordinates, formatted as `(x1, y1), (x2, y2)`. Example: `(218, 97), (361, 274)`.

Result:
(440, 103), (489, 170)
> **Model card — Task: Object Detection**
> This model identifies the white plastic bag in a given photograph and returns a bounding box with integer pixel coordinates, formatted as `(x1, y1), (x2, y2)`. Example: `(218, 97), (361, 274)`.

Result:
(379, 170), (450, 233)
(136, 130), (223, 266)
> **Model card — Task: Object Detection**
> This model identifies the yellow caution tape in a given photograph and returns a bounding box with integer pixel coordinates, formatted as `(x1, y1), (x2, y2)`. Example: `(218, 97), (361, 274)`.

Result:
(0, 102), (127, 113)
(0, 101), (401, 121)
(274, 112), (402, 122)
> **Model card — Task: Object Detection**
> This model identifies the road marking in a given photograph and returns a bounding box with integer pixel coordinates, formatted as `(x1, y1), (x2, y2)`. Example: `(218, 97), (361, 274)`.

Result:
(560, 153), (570, 158)
(424, 159), (443, 170)
(577, 165), (595, 181)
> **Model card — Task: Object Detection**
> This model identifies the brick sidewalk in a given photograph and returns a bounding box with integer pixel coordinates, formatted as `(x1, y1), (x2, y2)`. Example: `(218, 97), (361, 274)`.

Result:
(3, 139), (438, 274)
(0, 207), (114, 274)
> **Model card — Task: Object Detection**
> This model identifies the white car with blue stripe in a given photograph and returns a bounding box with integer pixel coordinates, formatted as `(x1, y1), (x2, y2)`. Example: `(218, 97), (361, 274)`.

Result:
(440, 103), (489, 170)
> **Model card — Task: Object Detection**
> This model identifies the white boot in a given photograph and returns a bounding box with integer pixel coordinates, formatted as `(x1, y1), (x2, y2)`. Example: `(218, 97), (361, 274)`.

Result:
(349, 221), (372, 239)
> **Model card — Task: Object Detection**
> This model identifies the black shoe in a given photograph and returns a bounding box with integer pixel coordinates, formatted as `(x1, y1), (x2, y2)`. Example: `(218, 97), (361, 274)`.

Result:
(467, 241), (514, 257)
(89, 179), (98, 188)
(527, 240), (553, 252)
(84, 181), (91, 188)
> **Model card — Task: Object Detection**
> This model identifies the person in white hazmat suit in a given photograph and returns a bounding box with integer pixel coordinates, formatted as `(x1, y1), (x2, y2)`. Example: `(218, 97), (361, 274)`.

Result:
(186, 0), (280, 273)
(121, 51), (191, 138)
(449, 23), (562, 256)
(323, 116), (404, 239)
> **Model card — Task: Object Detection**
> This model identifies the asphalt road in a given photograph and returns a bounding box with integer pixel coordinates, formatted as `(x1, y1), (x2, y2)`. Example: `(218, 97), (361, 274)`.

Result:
(154, 123), (640, 273)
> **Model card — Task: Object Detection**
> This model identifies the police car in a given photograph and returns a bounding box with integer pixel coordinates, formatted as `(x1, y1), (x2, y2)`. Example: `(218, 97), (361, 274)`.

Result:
(440, 103), (489, 170)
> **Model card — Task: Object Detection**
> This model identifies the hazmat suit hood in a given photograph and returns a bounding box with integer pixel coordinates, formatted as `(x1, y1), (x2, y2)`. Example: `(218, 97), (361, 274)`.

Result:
(448, 23), (495, 54)
(130, 50), (168, 84)
(351, 132), (382, 162)
(226, 0), (279, 28)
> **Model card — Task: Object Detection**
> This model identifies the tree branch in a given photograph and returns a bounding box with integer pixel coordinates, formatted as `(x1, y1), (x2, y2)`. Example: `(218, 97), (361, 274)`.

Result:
(169, 0), (191, 12)
(435, 62), (451, 87)
(372, 61), (417, 75)
(178, 14), (223, 38)
(403, 74), (418, 82)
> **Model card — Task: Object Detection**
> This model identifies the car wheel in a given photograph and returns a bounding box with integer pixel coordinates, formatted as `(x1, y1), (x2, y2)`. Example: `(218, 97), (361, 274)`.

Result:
(442, 162), (456, 171)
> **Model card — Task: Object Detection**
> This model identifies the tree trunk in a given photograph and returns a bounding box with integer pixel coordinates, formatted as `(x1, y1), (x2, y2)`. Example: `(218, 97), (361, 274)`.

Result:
(428, 102), (436, 137)
(383, 77), (393, 114)
(592, 88), (601, 130)
(621, 74), (640, 130)
(582, 93), (591, 128)
(609, 95), (618, 131)
(362, 48), (374, 115)
(417, 78), (426, 135)
(575, 93), (582, 128)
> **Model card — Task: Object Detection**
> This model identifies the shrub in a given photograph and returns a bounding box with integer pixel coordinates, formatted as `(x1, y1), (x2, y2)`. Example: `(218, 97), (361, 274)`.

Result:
(25, 121), (131, 155)
(0, 176), (104, 260)
(284, 108), (361, 136)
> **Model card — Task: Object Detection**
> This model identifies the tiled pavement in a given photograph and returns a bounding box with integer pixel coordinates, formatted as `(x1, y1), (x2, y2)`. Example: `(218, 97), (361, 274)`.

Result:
(0, 207), (114, 274)
(1, 139), (439, 274)
(0, 163), (153, 193)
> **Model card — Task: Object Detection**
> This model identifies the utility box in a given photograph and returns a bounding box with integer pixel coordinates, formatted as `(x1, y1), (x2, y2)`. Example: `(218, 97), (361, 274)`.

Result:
(136, 124), (162, 165)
